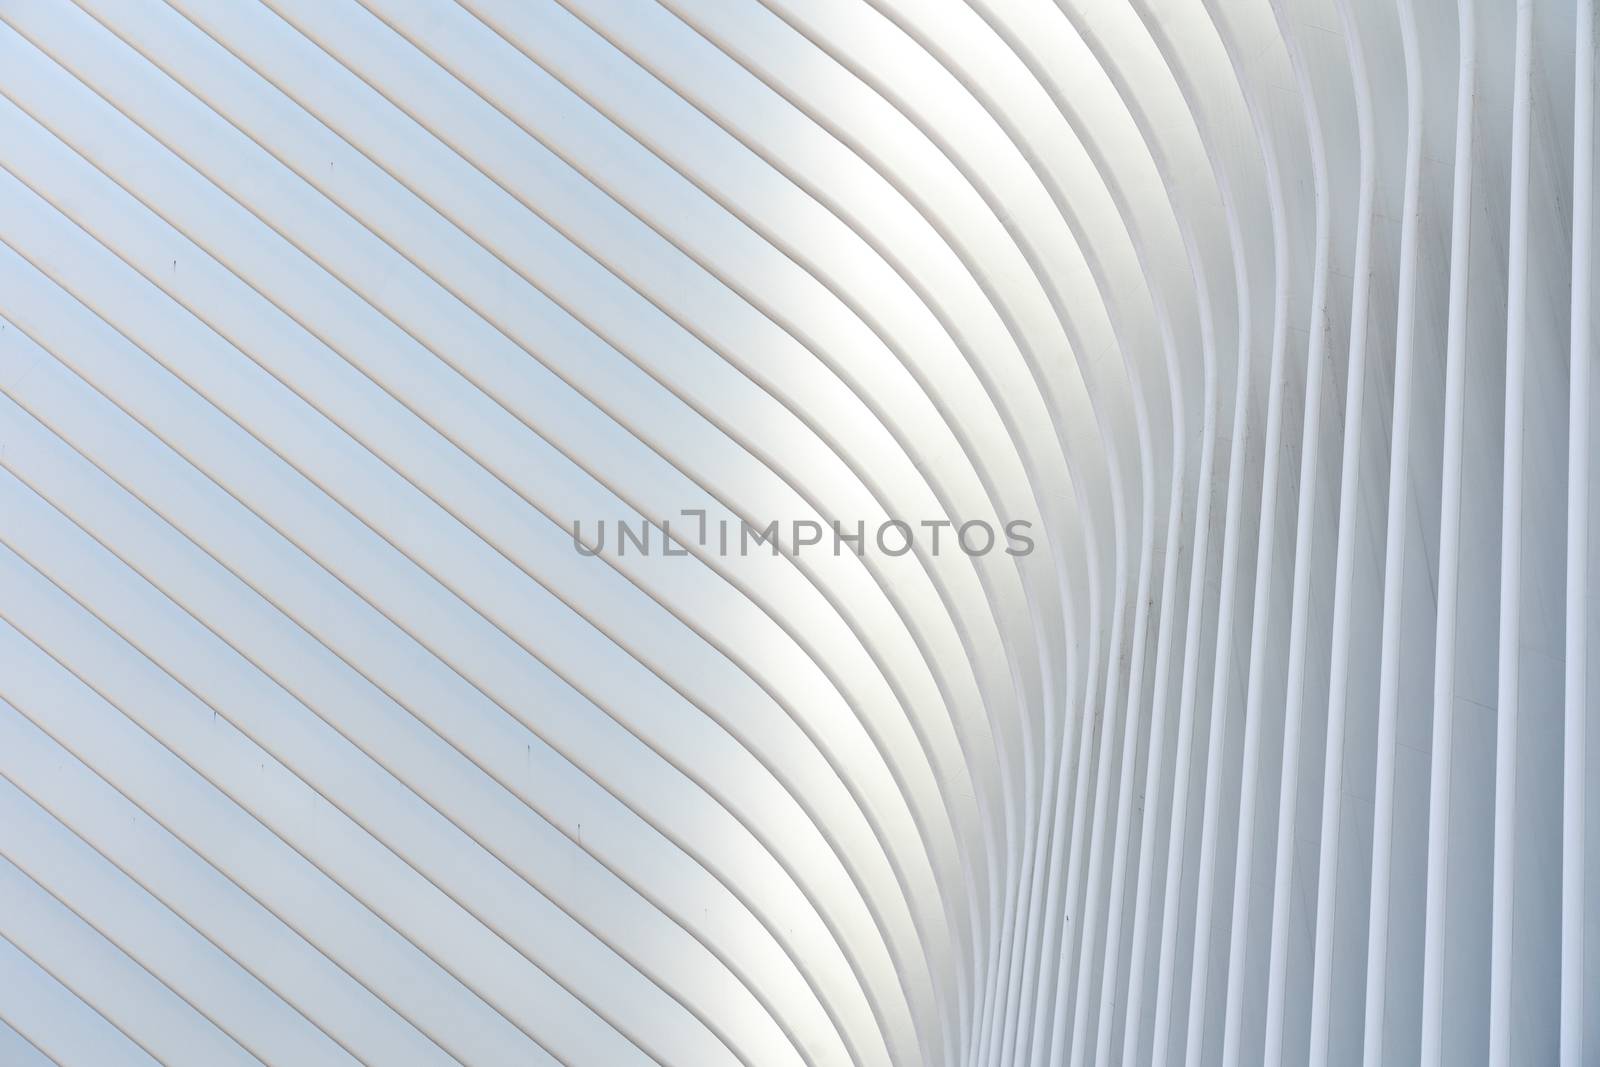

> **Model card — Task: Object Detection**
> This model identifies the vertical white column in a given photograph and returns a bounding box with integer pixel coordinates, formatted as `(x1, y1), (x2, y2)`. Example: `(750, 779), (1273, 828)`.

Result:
(1262, 4), (1334, 1060)
(1487, 5), (1534, 1065)
(1419, 3), (1478, 1061)
(1306, 1), (1376, 1060)
(1361, 0), (1424, 1060)
(1563, 2), (1594, 1063)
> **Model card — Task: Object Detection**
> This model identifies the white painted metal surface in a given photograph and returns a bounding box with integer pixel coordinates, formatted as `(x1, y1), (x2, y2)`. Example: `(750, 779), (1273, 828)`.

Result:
(0, 1), (1594, 1064)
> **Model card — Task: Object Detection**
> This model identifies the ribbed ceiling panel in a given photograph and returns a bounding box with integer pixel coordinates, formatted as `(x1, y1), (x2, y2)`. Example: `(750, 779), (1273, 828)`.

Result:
(0, 1), (1595, 1065)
